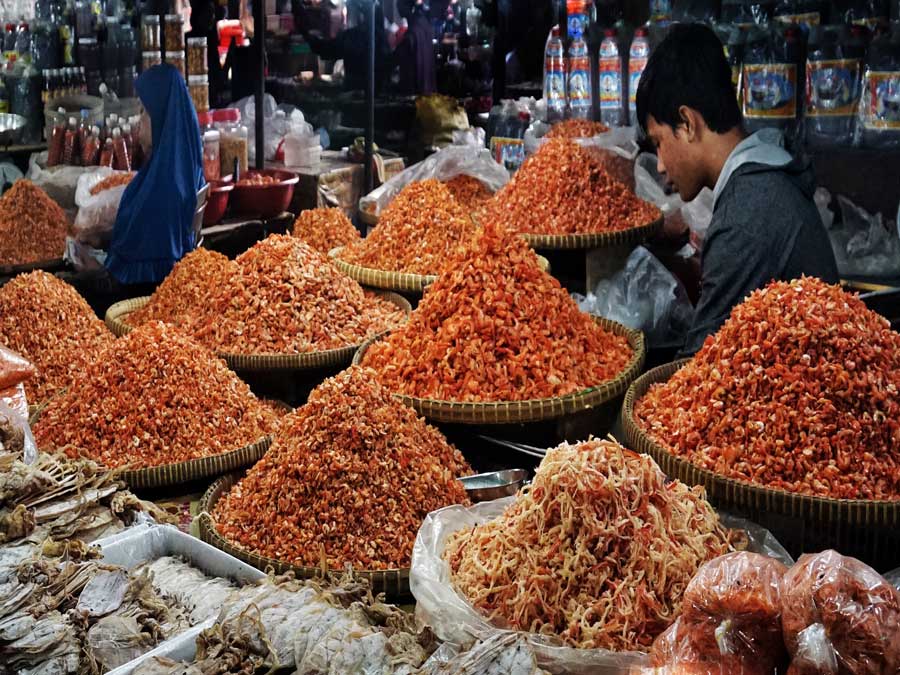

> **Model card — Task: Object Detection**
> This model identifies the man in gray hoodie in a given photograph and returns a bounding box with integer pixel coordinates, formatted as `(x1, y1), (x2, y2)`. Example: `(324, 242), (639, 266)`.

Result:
(636, 23), (839, 355)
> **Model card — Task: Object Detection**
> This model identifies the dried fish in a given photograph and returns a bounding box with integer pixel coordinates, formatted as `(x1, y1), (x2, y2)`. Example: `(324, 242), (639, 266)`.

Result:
(419, 634), (549, 675)
(142, 556), (238, 625)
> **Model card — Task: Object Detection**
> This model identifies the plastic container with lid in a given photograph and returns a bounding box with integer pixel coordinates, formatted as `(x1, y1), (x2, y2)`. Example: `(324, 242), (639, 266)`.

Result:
(186, 36), (207, 74)
(188, 74), (208, 112)
(216, 108), (248, 177)
(203, 128), (221, 180)
(142, 51), (161, 72)
(166, 50), (185, 77)
(141, 15), (160, 51)
(164, 14), (185, 52)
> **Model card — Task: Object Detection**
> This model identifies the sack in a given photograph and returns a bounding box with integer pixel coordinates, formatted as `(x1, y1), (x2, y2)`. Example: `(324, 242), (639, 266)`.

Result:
(72, 169), (131, 247)
(416, 95), (470, 149)
(26, 151), (93, 211)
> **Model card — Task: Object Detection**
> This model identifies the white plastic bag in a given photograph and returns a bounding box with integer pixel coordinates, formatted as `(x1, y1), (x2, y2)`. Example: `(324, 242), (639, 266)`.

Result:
(827, 194), (900, 278)
(234, 94), (312, 163)
(72, 168), (131, 247)
(26, 151), (94, 211)
(360, 145), (510, 217)
(64, 236), (108, 273)
(574, 246), (693, 349)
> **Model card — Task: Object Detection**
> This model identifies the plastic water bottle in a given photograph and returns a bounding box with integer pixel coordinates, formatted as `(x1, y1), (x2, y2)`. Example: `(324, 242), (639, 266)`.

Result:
(628, 26), (650, 125)
(859, 32), (900, 149)
(805, 24), (862, 147)
(568, 34), (591, 118)
(599, 28), (624, 127)
(543, 25), (566, 122)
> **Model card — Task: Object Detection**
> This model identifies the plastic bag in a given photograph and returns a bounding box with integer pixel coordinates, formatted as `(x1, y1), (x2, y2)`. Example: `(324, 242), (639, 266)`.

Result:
(0, 397), (37, 464)
(451, 127), (485, 147)
(826, 195), (900, 278)
(411, 498), (790, 675)
(574, 246), (694, 349)
(26, 151), (94, 211)
(360, 145), (509, 217)
(72, 168), (131, 247)
(0, 345), (36, 391)
(64, 237), (108, 273)
(781, 550), (900, 675)
(233, 94), (311, 164)
(649, 552), (789, 674)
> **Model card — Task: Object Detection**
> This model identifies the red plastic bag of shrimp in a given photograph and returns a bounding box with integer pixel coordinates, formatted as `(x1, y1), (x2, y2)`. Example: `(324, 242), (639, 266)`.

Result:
(781, 550), (900, 675)
(648, 552), (789, 675)
(0, 345), (36, 391)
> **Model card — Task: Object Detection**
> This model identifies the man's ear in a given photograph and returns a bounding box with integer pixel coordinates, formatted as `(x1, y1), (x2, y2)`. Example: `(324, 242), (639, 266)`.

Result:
(677, 105), (705, 142)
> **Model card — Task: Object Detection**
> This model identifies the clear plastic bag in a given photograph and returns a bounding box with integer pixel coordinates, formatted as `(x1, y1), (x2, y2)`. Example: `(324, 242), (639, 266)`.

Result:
(781, 550), (900, 675)
(26, 151), (94, 211)
(0, 345), (36, 391)
(574, 246), (694, 349)
(0, 396), (37, 463)
(73, 168), (131, 247)
(827, 194), (900, 278)
(359, 145), (510, 217)
(411, 500), (791, 675)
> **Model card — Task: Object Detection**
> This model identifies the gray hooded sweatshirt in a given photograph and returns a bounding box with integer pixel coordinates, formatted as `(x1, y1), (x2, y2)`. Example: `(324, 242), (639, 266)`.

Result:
(681, 129), (839, 355)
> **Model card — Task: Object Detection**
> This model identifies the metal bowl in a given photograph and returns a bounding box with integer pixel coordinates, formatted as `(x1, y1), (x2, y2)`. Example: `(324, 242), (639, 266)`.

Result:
(460, 468), (528, 503)
(0, 113), (26, 146)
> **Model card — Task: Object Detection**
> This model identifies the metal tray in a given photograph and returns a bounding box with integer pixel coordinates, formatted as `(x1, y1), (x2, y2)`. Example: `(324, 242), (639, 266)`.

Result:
(460, 469), (528, 502)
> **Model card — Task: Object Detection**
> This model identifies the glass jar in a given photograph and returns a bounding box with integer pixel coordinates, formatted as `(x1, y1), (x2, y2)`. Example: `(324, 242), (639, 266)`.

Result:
(216, 108), (248, 177)
(188, 73), (208, 112)
(141, 15), (160, 51)
(165, 50), (185, 78)
(142, 50), (161, 72)
(164, 14), (184, 52)
(186, 36), (207, 75)
(203, 128), (220, 180)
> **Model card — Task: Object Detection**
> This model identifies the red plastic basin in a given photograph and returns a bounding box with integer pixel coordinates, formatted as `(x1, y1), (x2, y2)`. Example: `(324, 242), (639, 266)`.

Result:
(231, 169), (299, 220)
(203, 179), (234, 225)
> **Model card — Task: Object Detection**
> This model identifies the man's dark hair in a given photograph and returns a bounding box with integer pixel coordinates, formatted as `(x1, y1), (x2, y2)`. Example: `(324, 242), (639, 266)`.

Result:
(636, 23), (742, 134)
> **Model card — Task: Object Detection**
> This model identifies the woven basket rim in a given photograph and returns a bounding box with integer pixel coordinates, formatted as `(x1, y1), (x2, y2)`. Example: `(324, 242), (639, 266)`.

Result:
(353, 316), (645, 424)
(104, 292), (411, 371)
(198, 473), (411, 592)
(522, 215), (663, 251)
(0, 257), (66, 276)
(621, 360), (900, 518)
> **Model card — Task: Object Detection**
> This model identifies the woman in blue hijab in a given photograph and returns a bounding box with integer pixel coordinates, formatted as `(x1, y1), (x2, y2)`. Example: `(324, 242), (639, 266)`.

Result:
(105, 64), (205, 284)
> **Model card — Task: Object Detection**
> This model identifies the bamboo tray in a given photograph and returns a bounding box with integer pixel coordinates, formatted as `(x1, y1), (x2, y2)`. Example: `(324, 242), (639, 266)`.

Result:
(198, 473), (410, 599)
(522, 215), (663, 251)
(353, 317), (645, 425)
(105, 292), (411, 372)
(621, 360), (900, 570)
(329, 247), (551, 294)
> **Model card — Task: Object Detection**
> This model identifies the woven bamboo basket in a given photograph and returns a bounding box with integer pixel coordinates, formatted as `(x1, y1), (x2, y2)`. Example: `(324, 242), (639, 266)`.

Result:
(329, 247), (551, 294)
(621, 360), (900, 570)
(105, 292), (412, 372)
(198, 473), (410, 598)
(353, 317), (645, 425)
(522, 215), (664, 251)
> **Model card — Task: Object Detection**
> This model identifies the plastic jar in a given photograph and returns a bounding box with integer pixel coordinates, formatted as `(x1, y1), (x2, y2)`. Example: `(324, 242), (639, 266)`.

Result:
(142, 50), (161, 72)
(166, 50), (185, 78)
(216, 108), (248, 177)
(188, 74), (208, 112)
(186, 36), (207, 75)
(203, 128), (221, 180)
(141, 15), (160, 51)
(164, 14), (184, 52)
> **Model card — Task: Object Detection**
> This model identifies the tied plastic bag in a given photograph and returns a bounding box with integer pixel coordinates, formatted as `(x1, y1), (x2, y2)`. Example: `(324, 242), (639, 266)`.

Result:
(0, 396), (37, 464)
(574, 246), (693, 349)
(234, 94), (311, 164)
(73, 168), (132, 247)
(360, 145), (509, 217)
(411, 498), (790, 675)
(26, 151), (94, 211)
(826, 194), (900, 278)
(0, 345), (36, 391)
(780, 550), (900, 675)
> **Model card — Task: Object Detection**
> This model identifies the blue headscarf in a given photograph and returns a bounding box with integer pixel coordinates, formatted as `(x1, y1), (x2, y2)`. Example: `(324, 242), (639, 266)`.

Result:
(106, 65), (205, 284)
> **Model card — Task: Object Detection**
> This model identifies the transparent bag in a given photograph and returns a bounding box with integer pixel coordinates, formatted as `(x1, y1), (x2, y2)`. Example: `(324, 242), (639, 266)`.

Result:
(359, 145), (510, 218)
(26, 151), (94, 211)
(826, 194), (900, 278)
(73, 168), (131, 247)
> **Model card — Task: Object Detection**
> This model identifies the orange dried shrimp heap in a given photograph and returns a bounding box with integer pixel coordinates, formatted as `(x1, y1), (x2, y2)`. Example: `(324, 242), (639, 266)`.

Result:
(127, 248), (239, 330)
(545, 119), (610, 138)
(361, 222), (633, 402)
(191, 234), (404, 354)
(89, 172), (135, 195)
(442, 174), (494, 216)
(634, 276), (900, 500)
(0, 271), (114, 403)
(481, 137), (659, 235)
(0, 180), (69, 266)
(292, 207), (361, 254)
(444, 438), (734, 651)
(338, 179), (477, 275)
(212, 366), (471, 570)
(33, 321), (276, 470)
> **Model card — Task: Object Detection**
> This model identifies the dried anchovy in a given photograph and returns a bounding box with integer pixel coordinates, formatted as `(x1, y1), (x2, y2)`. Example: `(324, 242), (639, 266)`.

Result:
(0, 180), (68, 266)
(33, 321), (276, 470)
(481, 138), (660, 235)
(339, 179), (477, 275)
(292, 207), (361, 254)
(0, 271), (114, 403)
(361, 222), (633, 401)
(127, 249), (239, 330)
(544, 119), (610, 138)
(635, 277), (900, 500)
(190, 235), (404, 354)
(213, 366), (471, 570)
